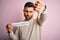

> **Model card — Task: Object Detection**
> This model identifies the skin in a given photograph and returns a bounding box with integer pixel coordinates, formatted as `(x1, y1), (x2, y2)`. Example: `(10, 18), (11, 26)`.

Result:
(6, 1), (45, 33)
(24, 7), (34, 20)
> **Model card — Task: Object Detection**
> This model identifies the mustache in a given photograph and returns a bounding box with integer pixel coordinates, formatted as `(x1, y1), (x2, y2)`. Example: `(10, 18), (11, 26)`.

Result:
(26, 15), (29, 17)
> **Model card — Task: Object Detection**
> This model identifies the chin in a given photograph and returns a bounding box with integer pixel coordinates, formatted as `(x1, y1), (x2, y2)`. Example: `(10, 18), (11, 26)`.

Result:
(26, 18), (30, 20)
(26, 17), (31, 20)
(25, 16), (33, 20)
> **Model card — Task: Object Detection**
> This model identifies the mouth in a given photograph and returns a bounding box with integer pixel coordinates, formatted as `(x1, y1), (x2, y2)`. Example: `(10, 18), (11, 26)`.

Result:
(25, 16), (30, 19)
(26, 15), (29, 17)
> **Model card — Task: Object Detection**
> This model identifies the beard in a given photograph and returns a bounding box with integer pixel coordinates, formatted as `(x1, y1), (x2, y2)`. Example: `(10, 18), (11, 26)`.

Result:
(25, 15), (33, 20)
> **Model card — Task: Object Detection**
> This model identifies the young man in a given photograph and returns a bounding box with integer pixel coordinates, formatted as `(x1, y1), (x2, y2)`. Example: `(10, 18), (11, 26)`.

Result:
(6, 1), (47, 40)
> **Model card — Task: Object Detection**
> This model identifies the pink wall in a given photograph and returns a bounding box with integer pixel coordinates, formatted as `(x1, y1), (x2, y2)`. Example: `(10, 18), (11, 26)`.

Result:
(0, 0), (60, 40)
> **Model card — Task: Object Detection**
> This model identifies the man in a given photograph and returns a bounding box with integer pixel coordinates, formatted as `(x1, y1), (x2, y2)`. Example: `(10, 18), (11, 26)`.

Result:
(6, 1), (47, 40)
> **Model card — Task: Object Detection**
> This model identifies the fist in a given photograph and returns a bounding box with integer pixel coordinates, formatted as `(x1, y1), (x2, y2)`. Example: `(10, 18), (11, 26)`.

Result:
(35, 1), (45, 14)
(6, 24), (13, 33)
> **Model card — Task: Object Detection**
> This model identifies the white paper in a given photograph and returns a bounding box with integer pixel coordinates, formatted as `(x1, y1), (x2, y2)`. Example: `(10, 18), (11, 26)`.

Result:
(12, 21), (30, 27)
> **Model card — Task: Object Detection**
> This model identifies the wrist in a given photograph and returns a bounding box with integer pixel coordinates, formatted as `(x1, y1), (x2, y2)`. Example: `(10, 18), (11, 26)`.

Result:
(8, 29), (12, 33)
(42, 5), (47, 13)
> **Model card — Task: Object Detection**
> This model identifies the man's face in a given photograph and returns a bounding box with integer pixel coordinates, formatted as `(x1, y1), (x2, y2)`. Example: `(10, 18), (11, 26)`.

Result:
(24, 7), (34, 20)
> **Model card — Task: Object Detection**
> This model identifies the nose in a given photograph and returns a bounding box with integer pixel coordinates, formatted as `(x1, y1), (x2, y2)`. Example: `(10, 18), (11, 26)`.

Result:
(27, 12), (30, 16)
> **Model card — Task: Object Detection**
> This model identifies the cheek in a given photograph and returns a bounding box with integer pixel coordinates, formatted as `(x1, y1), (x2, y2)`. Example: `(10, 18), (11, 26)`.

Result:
(30, 12), (34, 15)
(30, 13), (33, 16)
(24, 12), (27, 15)
(24, 13), (26, 17)
(29, 13), (33, 17)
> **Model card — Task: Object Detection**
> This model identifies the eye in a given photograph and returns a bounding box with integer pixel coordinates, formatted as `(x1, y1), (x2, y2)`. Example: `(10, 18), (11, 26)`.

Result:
(25, 10), (28, 12)
(30, 11), (32, 13)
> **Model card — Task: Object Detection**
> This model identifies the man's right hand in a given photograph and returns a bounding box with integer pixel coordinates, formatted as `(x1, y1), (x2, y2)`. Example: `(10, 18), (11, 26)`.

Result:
(6, 24), (13, 33)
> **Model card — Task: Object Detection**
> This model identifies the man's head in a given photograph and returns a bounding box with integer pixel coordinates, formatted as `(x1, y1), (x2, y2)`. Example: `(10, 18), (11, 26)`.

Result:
(23, 2), (35, 20)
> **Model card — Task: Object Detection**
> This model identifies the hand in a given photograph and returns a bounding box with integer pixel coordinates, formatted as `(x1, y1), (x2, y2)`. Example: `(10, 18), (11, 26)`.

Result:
(6, 24), (13, 33)
(35, 1), (45, 14)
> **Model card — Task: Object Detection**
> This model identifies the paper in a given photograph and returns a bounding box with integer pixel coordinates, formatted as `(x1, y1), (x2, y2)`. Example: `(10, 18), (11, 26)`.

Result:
(12, 21), (30, 27)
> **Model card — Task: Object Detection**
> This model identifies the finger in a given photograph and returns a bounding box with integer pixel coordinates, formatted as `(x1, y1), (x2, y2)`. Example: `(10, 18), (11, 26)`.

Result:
(36, 1), (40, 4)
(39, 1), (45, 6)
(35, 6), (41, 9)
(7, 24), (13, 29)
(35, 1), (40, 6)
(35, 2), (39, 6)
(35, 2), (42, 7)
(35, 3), (41, 8)
(35, 7), (41, 11)
(36, 1), (45, 6)
(35, 3), (38, 6)
(37, 1), (44, 4)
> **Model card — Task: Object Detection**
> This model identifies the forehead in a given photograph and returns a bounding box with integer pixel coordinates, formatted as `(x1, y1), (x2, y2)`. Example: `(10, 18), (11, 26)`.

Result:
(24, 7), (34, 11)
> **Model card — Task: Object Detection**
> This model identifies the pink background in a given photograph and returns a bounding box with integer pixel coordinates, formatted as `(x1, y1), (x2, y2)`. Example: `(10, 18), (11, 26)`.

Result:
(0, 0), (60, 40)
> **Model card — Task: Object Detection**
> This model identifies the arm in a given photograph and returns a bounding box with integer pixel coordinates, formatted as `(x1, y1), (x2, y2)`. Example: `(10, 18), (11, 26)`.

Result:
(9, 31), (18, 40)
(6, 24), (18, 40)
(35, 1), (47, 26)
(37, 5), (47, 26)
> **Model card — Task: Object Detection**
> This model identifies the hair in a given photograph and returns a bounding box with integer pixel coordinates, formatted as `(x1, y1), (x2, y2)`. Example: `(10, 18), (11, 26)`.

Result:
(24, 2), (35, 8)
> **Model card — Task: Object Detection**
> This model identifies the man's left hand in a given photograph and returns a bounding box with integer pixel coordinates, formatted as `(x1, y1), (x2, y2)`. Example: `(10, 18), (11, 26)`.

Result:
(35, 1), (45, 14)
